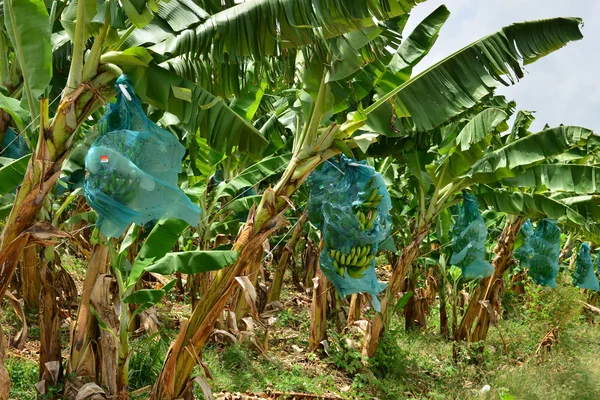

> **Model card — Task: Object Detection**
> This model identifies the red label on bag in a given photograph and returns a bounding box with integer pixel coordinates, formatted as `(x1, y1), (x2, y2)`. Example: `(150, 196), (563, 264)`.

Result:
(100, 155), (109, 163)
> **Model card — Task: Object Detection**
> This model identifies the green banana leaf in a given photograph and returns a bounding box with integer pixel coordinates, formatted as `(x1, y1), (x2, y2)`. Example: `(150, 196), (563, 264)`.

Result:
(454, 108), (508, 152)
(358, 17), (583, 133)
(468, 126), (592, 183)
(4, 0), (52, 115)
(124, 63), (268, 157)
(0, 155), (30, 195)
(502, 165), (600, 194)
(127, 218), (189, 288)
(146, 250), (238, 275)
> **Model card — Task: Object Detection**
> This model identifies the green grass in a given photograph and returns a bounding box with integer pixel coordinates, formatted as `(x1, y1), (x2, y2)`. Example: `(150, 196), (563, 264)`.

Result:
(186, 281), (599, 400)
(128, 332), (172, 393)
(198, 343), (339, 397)
(60, 254), (87, 277)
(5, 356), (38, 400)
(3, 278), (598, 400)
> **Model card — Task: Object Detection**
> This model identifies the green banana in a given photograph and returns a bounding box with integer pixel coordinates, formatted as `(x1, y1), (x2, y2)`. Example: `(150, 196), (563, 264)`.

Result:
(355, 211), (362, 224)
(347, 268), (366, 279)
(370, 210), (378, 224)
(355, 255), (367, 267)
(367, 188), (378, 202)
(333, 260), (345, 278)
(366, 219), (374, 230)
(340, 254), (346, 265)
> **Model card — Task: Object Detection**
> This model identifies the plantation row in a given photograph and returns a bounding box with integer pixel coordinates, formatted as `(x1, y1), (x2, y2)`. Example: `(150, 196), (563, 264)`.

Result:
(0, 0), (598, 399)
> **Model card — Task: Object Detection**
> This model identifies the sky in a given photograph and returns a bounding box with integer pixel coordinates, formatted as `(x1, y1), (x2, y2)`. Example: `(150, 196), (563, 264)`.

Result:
(404, 0), (600, 133)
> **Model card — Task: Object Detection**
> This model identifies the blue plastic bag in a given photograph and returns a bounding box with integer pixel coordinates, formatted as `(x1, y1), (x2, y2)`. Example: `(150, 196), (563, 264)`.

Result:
(572, 243), (599, 291)
(2, 127), (29, 159)
(308, 156), (392, 311)
(450, 193), (493, 279)
(514, 219), (561, 288)
(83, 76), (201, 238)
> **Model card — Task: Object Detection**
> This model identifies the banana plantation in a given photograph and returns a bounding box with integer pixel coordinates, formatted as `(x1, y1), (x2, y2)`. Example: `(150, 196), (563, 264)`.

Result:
(1, 0), (599, 399)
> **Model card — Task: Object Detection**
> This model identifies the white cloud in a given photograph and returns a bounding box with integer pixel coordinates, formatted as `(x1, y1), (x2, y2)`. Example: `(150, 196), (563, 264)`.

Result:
(404, 0), (600, 132)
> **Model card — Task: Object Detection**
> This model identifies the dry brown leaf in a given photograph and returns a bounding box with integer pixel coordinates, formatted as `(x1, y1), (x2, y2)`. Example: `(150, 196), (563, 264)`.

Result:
(75, 382), (107, 400)
(193, 375), (214, 400)
(478, 300), (499, 326)
(25, 221), (70, 240)
(235, 276), (259, 320)
(5, 290), (28, 349)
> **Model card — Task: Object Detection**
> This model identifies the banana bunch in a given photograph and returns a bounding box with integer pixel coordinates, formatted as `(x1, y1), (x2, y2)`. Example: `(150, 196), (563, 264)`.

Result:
(355, 188), (383, 231)
(329, 245), (374, 279)
(95, 174), (138, 203)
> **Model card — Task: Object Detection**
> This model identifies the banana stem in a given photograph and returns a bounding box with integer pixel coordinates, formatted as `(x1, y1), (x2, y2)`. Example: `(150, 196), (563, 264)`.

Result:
(65, 0), (87, 94)
(295, 70), (328, 158)
(0, 27), (10, 87)
(82, 9), (111, 82)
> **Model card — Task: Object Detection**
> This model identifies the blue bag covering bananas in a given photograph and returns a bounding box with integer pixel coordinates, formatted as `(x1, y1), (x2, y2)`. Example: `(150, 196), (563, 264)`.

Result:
(572, 243), (599, 291)
(308, 155), (392, 312)
(514, 219), (561, 288)
(83, 75), (201, 238)
(450, 193), (493, 279)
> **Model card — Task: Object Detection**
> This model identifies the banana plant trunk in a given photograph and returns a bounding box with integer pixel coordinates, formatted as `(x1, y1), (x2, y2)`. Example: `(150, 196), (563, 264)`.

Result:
(18, 244), (40, 311)
(0, 325), (8, 400)
(455, 216), (525, 343)
(439, 270), (450, 339)
(303, 239), (320, 290)
(150, 148), (337, 400)
(510, 270), (527, 295)
(308, 251), (327, 352)
(0, 75), (114, 390)
(266, 212), (307, 305)
(64, 245), (111, 400)
(404, 270), (422, 331)
(362, 221), (431, 357)
(66, 244), (109, 382)
(347, 293), (362, 326)
(231, 246), (264, 323)
(39, 250), (63, 392)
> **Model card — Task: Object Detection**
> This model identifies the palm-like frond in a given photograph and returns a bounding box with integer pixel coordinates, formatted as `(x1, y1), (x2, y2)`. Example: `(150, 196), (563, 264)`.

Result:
(364, 17), (584, 132)
(157, 0), (423, 61)
(124, 63), (268, 157)
(502, 165), (600, 194)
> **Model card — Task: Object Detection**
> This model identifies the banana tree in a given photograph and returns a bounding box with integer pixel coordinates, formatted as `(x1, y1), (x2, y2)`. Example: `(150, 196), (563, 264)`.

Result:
(0, 0), (588, 398)
(140, 6), (585, 399)
(458, 173), (600, 340)
(362, 91), (596, 352)
(0, 0), (268, 396)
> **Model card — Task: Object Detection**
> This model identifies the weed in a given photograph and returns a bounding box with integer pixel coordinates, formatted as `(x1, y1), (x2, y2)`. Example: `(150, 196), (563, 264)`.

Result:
(275, 308), (304, 329)
(128, 332), (171, 392)
(5, 356), (38, 400)
(61, 254), (86, 277)
(327, 331), (366, 375)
